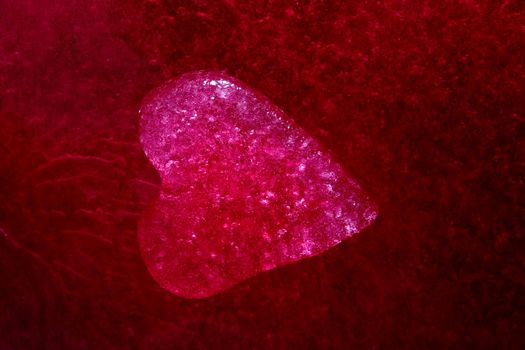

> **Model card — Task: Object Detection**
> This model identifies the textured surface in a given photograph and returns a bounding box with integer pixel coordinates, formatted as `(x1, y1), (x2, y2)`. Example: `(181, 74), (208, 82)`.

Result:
(0, 0), (524, 348)
(139, 71), (376, 298)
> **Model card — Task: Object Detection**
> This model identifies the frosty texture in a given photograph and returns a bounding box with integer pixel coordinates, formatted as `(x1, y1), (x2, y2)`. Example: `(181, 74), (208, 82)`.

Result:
(139, 71), (377, 298)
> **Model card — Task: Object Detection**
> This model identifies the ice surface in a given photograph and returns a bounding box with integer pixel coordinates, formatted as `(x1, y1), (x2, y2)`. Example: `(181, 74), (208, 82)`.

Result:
(138, 71), (377, 298)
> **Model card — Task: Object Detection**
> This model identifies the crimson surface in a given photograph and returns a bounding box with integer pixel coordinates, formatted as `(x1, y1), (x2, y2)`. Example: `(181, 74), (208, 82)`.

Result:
(0, 0), (524, 349)
(138, 71), (377, 298)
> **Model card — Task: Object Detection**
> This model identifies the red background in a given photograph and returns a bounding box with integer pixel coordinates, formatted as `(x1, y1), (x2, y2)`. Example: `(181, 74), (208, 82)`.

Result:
(1, 0), (524, 348)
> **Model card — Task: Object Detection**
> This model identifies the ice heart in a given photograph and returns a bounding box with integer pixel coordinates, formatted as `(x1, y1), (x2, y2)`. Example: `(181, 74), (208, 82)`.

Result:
(138, 71), (377, 298)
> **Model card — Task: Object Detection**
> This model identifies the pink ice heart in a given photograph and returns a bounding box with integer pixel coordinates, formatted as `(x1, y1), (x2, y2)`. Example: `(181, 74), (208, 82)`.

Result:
(138, 71), (377, 298)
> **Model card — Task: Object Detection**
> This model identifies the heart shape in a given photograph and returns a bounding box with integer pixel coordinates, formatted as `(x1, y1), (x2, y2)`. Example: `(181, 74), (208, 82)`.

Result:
(138, 71), (377, 298)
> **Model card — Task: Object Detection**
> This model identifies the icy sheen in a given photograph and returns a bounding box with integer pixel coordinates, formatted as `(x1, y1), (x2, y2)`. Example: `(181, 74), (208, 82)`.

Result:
(138, 71), (377, 298)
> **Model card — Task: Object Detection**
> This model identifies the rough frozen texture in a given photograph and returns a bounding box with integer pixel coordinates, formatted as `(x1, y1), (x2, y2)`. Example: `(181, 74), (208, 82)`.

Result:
(2, 0), (523, 348)
(139, 71), (377, 298)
